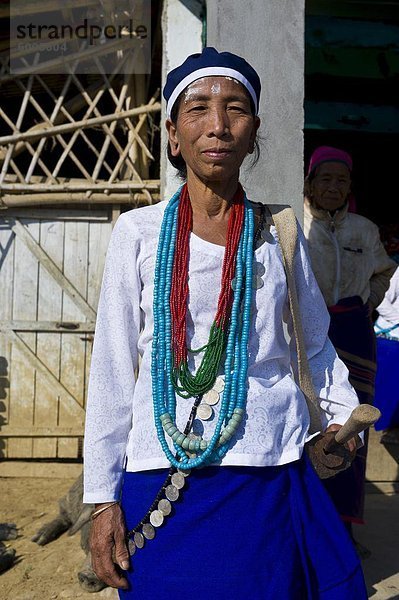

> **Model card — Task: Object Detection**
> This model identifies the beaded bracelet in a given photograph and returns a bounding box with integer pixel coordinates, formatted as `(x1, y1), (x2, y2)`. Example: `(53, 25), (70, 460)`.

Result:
(91, 501), (119, 521)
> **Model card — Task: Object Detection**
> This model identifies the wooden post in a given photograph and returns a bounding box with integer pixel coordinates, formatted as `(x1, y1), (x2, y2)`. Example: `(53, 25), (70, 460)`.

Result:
(0, 181), (159, 192)
(0, 192), (160, 207)
(0, 103), (161, 145)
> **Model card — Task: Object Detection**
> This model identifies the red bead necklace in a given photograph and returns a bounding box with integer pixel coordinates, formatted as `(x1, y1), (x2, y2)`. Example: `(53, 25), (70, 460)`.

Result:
(170, 183), (244, 396)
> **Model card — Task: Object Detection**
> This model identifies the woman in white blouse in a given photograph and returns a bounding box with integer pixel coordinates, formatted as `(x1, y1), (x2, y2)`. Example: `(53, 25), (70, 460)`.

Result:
(84, 48), (367, 599)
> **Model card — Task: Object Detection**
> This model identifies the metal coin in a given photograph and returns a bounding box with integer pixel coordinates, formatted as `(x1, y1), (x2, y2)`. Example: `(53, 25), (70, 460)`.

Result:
(149, 510), (164, 528)
(134, 531), (145, 549)
(158, 498), (172, 515)
(171, 471), (185, 490)
(252, 275), (264, 289)
(142, 523), (156, 539)
(203, 389), (219, 406)
(231, 277), (237, 291)
(177, 468), (191, 478)
(197, 403), (213, 421)
(253, 261), (265, 276)
(255, 237), (264, 249)
(213, 376), (225, 393)
(128, 538), (136, 556)
(165, 484), (179, 502)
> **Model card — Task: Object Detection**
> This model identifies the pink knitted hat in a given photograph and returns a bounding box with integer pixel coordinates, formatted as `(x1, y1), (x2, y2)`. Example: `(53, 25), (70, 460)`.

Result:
(308, 146), (353, 176)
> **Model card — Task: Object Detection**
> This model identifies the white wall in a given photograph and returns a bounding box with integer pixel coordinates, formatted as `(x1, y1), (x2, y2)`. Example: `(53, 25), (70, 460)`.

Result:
(160, 0), (305, 220)
(160, 0), (203, 201)
(206, 0), (305, 220)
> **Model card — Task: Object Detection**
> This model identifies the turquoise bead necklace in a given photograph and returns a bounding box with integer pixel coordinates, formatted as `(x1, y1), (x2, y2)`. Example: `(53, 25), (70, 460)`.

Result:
(151, 185), (255, 469)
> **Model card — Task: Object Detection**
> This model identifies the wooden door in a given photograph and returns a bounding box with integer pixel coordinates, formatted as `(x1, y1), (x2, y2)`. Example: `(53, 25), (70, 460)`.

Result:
(0, 208), (113, 459)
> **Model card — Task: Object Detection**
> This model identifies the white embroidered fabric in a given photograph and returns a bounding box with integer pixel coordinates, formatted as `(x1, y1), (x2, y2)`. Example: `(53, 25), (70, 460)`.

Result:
(375, 268), (399, 338)
(83, 200), (359, 503)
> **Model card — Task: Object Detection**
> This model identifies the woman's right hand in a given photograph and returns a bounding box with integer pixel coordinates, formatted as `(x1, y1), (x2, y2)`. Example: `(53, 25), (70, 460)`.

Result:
(90, 503), (130, 590)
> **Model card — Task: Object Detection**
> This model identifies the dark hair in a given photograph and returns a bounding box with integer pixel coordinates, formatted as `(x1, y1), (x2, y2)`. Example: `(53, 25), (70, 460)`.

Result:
(166, 88), (260, 181)
(167, 93), (188, 180)
(303, 168), (315, 198)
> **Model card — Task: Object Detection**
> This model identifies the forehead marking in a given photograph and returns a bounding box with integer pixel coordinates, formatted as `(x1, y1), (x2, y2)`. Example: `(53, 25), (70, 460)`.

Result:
(182, 76), (244, 103)
(183, 81), (203, 103)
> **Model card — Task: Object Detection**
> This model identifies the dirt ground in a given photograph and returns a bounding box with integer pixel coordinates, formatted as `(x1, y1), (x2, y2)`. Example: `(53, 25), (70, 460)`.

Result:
(0, 477), (117, 600)
(354, 493), (399, 599)
(0, 475), (398, 600)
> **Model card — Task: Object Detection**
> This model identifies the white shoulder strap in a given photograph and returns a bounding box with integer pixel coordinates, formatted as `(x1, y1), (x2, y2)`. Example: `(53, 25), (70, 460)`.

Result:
(267, 204), (323, 434)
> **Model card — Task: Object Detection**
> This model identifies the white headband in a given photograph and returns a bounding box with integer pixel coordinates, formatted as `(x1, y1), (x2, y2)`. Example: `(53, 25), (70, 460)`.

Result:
(166, 67), (258, 118)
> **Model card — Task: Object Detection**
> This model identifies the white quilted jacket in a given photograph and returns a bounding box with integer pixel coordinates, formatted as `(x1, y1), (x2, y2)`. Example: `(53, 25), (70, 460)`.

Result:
(303, 199), (396, 308)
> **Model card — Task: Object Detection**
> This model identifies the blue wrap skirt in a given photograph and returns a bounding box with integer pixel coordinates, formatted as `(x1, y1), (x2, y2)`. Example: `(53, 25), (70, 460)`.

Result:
(374, 336), (399, 430)
(119, 455), (366, 599)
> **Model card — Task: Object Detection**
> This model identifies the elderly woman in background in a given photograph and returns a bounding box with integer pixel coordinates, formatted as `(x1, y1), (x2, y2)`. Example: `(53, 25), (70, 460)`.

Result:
(84, 50), (368, 598)
(304, 146), (396, 554)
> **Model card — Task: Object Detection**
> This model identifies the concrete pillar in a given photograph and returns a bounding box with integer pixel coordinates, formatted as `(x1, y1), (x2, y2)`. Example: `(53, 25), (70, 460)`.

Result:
(207, 0), (305, 220)
(160, 0), (203, 201)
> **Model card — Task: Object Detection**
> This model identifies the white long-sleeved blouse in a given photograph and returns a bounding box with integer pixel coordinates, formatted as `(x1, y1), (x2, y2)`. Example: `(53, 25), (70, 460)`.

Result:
(83, 199), (359, 504)
(375, 267), (399, 339)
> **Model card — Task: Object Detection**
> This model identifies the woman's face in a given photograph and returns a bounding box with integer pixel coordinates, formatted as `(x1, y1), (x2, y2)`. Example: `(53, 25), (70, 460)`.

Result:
(310, 162), (351, 212)
(166, 76), (260, 184)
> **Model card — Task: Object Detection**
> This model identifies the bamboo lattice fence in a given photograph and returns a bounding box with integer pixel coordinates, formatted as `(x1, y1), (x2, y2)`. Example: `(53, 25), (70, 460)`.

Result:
(0, 0), (161, 208)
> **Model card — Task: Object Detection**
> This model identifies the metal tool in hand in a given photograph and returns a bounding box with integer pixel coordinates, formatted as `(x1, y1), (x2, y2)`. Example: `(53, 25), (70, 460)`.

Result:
(307, 404), (381, 479)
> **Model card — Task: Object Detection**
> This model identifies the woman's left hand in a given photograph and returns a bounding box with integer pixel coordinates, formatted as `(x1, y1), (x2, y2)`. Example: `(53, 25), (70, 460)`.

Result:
(90, 503), (129, 590)
(325, 423), (357, 453)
